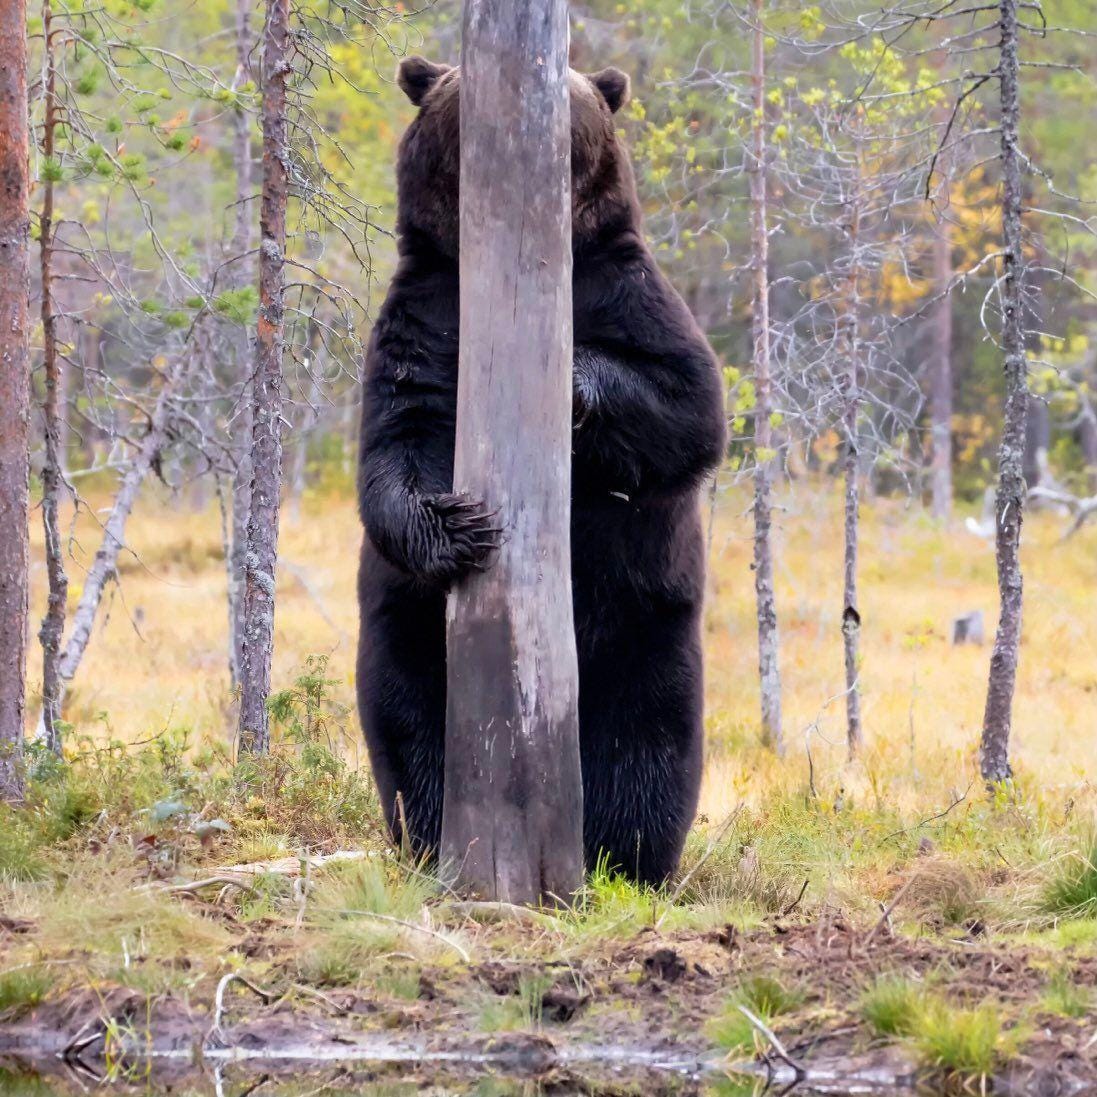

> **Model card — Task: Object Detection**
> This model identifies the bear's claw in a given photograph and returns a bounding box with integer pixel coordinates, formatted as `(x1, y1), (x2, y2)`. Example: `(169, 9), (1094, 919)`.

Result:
(412, 491), (504, 585)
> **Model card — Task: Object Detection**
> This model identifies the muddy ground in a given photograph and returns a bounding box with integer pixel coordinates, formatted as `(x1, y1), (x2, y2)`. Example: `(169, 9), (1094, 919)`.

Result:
(3, 913), (1097, 1094)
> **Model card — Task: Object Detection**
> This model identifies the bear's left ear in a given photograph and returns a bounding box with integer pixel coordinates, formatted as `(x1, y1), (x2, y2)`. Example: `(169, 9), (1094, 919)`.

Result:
(397, 56), (451, 106)
(588, 67), (630, 114)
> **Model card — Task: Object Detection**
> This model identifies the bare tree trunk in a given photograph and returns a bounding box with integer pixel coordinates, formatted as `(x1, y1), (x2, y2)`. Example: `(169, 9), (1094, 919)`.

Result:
(237, 0), (289, 755)
(0, 0), (30, 802)
(929, 191), (954, 521)
(842, 142), (865, 761)
(748, 0), (783, 755)
(37, 0), (68, 755)
(440, 0), (583, 904)
(980, 0), (1026, 785)
(226, 0), (254, 690)
(55, 371), (180, 686)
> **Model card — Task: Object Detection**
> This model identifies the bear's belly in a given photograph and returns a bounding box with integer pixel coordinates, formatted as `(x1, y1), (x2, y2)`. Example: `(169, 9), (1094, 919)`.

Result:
(570, 490), (705, 621)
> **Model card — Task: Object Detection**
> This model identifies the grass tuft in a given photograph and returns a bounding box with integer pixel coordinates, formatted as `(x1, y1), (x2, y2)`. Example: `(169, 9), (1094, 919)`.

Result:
(860, 974), (928, 1037)
(911, 998), (1020, 1079)
(0, 966), (53, 1017)
(1043, 839), (1097, 919)
(707, 974), (804, 1054)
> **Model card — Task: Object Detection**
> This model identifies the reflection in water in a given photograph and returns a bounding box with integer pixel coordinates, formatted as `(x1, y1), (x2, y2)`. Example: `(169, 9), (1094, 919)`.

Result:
(0, 1070), (831, 1097)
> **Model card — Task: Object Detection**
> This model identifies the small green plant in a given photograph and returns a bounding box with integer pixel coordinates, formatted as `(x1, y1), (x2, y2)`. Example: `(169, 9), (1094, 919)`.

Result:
(860, 974), (927, 1037)
(912, 999), (1018, 1079)
(1041, 969), (1092, 1019)
(0, 966), (53, 1016)
(707, 974), (804, 1054)
(476, 973), (552, 1033)
(1043, 839), (1097, 919)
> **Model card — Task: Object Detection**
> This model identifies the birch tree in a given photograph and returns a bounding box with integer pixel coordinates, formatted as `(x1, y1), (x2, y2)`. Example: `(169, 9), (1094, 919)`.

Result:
(441, 0), (583, 903)
(237, 0), (290, 755)
(979, 0), (1026, 785)
(747, 0), (783, 755)
(0, 0), (30, 803)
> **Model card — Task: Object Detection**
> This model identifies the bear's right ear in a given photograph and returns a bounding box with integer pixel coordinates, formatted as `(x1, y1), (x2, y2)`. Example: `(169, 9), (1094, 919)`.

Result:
(397, 56), (451, 106)
(589, 67), (630, 114)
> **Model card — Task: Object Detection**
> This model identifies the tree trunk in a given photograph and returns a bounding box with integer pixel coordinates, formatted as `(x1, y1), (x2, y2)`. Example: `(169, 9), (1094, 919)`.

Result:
(440, 0), (583, 904)
(842, 140), (865, 761)
(0, 0), (30, 803)
(226, 0), (254, 690)
(748, 0), (783, 755)
(37, 0), (68, 755)
(55, 369), (181, 686)
(237, 0), (290, 755)
(980, 0), (1026, 785)
(929, 194), (954, 521)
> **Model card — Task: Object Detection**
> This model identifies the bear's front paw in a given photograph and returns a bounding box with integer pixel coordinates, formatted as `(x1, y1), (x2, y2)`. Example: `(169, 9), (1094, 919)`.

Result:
(413, 492), (503, 585)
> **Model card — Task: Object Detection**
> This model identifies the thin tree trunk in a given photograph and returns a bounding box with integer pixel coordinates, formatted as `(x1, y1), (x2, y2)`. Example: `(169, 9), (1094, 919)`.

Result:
(842, 140), (865, 760)
(237, 0), (290, 755)
(929, 189), (954, 521)
(37, 0), (68, 754)
(55, 370), (181, 686)
(440, 0), (582, 904)
(980, 0), (1026, 785)
(0, 0), (30, 802)
(748, 0), (782, 755)
(226, 0), (254, 690)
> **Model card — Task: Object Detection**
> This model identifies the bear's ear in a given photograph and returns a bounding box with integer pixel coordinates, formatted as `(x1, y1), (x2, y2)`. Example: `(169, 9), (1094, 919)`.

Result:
(588, 67), (630, 114)
(397, 56), (451, 106)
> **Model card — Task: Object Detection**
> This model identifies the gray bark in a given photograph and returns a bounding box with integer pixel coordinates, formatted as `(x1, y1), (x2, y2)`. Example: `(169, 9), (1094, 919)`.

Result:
(237, 0), (290, 755)
(226, 0), (254, 690)
(37, 0), (68, 754)
(748, 0), (783, 755)
(980, 0), (1027, 786)
(842, 139), (865, 760)
(929, 200), (954, 521)
(0, 0), (30, 802)
(440, 0), (583, 904)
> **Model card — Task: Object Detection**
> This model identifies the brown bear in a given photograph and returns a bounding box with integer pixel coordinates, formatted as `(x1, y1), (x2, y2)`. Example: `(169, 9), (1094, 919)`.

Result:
(356, 56), (726, 884)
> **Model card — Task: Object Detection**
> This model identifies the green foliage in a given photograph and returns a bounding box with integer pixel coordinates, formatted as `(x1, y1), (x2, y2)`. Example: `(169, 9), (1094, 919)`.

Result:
(212, 287), (259, 325)
(0, 967), (53, 1017)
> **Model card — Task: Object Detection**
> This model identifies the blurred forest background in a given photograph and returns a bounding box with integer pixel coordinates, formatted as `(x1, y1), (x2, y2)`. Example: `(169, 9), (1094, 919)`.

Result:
(11, 0), (1097, 800)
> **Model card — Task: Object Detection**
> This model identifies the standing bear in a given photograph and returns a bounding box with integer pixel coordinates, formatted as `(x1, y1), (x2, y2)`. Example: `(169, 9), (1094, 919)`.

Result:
(357, 57), (726, 885)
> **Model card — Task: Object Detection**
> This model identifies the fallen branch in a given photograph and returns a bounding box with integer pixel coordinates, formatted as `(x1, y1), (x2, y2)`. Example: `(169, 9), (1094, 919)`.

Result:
(209, 973), (279, 1044)
(140, 850), (368, 893)
(736, 1004), (806, 1080)
(863, 874), (919, 949)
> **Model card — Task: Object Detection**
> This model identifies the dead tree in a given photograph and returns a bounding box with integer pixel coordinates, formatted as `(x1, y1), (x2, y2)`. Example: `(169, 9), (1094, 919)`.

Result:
(226, 0), (255, 690)
(37, 0), (68, 755)
(929, 159), (954, 521)
(980, 0), (1026, 786)
(840, 128), (866, 760)
(237, 0), (290, 755)
(0, 0), (30, 802)
(748, 0), (783, 755)
(441, 0), (583, 903)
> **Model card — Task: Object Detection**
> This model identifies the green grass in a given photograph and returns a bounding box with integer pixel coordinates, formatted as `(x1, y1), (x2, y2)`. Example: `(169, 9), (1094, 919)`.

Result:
(910, 999), (1019, 1079)
(707, 974), (805, 1054)
(860, 974), (929, 1037)
(476, 973), (553, 1033)
(1041, 969), (1092, 1019)
(0, 966), (53, 1017)
(1043, 839), (1097, 919)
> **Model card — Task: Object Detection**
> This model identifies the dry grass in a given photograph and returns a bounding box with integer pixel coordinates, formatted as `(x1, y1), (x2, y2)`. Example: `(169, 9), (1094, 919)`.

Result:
(19, 474), (1097, 904)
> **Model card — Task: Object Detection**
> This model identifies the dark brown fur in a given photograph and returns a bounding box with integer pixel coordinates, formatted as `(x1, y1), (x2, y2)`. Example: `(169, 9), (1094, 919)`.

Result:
(357, 59), (727, 884)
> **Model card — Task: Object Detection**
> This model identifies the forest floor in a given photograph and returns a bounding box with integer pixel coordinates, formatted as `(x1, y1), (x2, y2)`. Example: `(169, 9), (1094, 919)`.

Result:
(3, 477), (1097, 1094)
